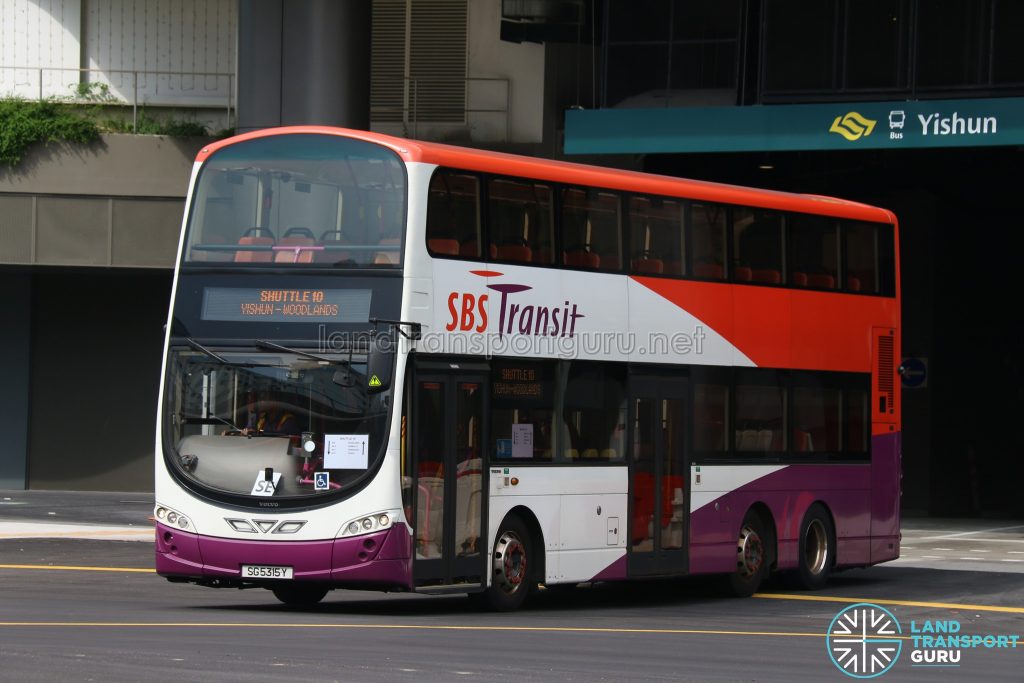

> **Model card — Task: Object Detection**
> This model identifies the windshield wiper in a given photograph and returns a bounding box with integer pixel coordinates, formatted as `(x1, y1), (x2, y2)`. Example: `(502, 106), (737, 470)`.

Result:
(185, 337), (231, 364)
(254, 339), (340, 364)
(207, 412), (247, 434)
(184, 339), (262, 368)
(180, 411), (249, 436)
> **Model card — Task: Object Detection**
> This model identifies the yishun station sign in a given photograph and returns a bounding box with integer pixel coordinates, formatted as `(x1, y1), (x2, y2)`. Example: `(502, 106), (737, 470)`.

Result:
(564, 97), (1024, 154)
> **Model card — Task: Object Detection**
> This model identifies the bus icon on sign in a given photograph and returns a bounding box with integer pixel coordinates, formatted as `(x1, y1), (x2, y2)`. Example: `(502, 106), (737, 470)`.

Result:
(889, 110), (905, 130)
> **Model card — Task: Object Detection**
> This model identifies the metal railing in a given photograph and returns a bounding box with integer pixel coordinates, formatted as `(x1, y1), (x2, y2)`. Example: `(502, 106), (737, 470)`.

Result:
(0, 66), (235, 132)
(371, 77), (511, 142)
(4, 68), (510, 141)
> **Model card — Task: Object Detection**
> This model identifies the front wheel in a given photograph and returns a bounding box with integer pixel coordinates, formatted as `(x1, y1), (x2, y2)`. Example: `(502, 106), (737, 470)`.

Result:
(795, 505), (835, 590)
(726, 512), (768, 597)
(271, 583), (329, 606)
(479, 516), (534, 611)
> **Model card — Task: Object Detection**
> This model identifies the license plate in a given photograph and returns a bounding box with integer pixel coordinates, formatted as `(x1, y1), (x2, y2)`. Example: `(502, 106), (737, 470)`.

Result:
(240, 564), (293, 580)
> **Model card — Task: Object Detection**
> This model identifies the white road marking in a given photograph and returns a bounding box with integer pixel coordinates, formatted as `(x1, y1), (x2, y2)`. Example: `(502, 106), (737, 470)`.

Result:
(919, 524), (1024, 540)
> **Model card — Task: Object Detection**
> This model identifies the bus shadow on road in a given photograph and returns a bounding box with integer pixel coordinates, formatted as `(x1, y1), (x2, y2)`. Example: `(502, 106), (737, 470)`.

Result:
(189, 564), (1024, 617)
(191, 575), (768, 617)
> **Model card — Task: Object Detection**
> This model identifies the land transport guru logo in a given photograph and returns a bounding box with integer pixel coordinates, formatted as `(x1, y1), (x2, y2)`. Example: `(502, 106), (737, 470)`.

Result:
(826, 602), (1021, 678)
(827, 603), (903, 678)
(445, 269), (584, 339)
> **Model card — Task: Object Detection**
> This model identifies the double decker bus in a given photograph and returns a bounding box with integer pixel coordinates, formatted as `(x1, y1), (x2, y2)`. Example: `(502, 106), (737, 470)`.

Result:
(155, 126), (900, 610)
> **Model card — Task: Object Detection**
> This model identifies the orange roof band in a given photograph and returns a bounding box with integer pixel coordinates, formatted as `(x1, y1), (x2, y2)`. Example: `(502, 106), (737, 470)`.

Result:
(195, 125), (896, 224)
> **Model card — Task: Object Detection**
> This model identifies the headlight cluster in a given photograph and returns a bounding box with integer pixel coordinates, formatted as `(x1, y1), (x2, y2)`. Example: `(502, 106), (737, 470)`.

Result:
(155, 504), (192, 530)
(340, 512), (393, 537)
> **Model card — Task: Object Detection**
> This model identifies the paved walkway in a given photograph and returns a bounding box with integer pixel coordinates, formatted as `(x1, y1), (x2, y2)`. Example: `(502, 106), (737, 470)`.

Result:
(0, 490), (153, 542)
(0, 520), (153, 542)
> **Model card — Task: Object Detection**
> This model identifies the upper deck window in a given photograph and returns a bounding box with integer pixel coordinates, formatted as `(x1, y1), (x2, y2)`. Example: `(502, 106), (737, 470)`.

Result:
(733, 208), (785, 284)
(426, 170), (481, 258)
(184, 134), (407, 268)
(561, 187), (622, 271)
(790, 214), (840, 290)
(844, 220), (896, 295)
(628, 196), (685, 276)
(489, 177), (556, 266)
(690, 202), (727, 280)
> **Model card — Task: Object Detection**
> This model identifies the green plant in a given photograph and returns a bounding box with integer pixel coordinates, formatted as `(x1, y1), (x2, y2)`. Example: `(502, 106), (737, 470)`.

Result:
(68, 82), (119, 104)
(98, 109), (210, 136)
(157, 119), (210, 136)
(0, 98), (100, 167)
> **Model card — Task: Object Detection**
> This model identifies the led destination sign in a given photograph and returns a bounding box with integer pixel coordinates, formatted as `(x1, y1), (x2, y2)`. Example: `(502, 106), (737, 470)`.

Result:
(492, 364), (550, 402)
(201, 287), (372, 323)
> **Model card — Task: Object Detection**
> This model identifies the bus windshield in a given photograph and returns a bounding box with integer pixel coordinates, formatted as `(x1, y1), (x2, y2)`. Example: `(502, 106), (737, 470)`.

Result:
(184, 134), (407, 268)
(164, 347), (390, 500)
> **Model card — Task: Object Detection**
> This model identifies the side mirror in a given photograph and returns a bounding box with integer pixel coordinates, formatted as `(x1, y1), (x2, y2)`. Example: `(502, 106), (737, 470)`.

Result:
(366, 336), (395, 394)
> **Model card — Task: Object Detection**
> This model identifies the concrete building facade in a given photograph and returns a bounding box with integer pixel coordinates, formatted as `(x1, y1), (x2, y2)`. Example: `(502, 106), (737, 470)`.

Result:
(2, 0), (1022, 517)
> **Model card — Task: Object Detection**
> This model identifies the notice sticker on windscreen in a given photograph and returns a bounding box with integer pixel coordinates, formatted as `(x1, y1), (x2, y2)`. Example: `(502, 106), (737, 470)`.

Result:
(324, 434), (369, 469)
(201, 287), (372, 323)
(511, 423), (534, 459)
(251, 470), (283, 497)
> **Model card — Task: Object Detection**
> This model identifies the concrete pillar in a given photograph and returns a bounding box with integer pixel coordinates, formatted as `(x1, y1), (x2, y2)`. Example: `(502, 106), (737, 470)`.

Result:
(237, 0), (371, 132)
(237, 1), (283, 132)
(0, 272), (30, 489)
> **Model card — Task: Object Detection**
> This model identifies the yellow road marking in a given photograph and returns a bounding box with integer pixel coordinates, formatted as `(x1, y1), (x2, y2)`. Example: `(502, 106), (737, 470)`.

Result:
(755, 592), (1024, 615)
(0, 621), (890, 639)
(0, 564), (155, 573)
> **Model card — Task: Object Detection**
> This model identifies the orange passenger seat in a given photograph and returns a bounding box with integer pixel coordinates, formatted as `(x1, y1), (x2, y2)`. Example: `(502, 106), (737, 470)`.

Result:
(274, 227), (316, 263)
(428, 238), (460, 256)
(565, 250), (600, 268)
(234, 228), (275, 263)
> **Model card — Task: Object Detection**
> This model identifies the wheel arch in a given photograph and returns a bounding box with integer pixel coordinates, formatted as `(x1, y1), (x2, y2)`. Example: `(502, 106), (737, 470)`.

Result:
(499, 505), (546, 585)
(804, 499), (838, 570)
(744, 501), (778, 572)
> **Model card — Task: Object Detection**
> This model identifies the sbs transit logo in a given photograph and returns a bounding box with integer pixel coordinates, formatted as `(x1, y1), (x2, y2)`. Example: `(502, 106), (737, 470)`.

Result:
(445, 270), (585, 340)
(826, 603), (903, 678)
(829, 112), (877, 141)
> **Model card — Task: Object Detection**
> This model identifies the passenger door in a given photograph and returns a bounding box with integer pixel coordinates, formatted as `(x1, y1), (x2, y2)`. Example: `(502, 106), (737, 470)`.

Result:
(411, 372), (487, 588)
(628, 374), (689, 576)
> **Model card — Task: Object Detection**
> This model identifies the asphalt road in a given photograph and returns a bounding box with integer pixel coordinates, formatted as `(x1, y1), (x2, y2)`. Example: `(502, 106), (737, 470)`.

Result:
(1, 492), (1022, 682)
(2, 536), (1023, 683)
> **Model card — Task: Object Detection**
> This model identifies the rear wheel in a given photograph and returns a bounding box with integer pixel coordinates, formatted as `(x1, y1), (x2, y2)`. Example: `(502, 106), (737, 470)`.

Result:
(796, 505), (834, 590)
(479, 516), (534, 611)
(271, 583), (329, 606)
(727, 512), (768, 597)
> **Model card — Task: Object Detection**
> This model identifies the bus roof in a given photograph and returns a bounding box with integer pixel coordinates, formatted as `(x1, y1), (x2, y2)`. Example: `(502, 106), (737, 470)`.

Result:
(196, 126), (896, 224)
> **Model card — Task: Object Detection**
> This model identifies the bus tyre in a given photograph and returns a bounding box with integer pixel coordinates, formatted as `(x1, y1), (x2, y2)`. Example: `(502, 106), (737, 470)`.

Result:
(727, 512), (768, 598)
(796, 505), (834, 591)
(271, 583), (329, 607)
(480, 516), (534, 612)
